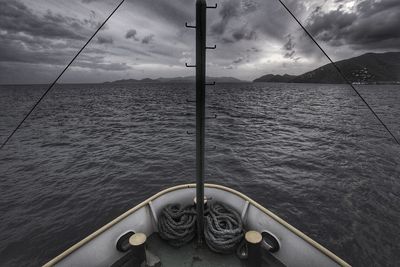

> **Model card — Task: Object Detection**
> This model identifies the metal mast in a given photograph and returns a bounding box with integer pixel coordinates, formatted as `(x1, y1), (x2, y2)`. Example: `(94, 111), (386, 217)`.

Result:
(195, 0), (207, 246)
(185, 0), (217, 245)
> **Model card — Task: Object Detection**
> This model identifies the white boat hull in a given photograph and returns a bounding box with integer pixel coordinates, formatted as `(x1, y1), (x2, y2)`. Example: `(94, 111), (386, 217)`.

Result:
(44, 184), (350, 267)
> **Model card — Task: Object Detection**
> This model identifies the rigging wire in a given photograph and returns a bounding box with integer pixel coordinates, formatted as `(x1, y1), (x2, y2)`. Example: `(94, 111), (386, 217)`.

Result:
(0, 0), (127, 151)
(277, 0), (400, 145)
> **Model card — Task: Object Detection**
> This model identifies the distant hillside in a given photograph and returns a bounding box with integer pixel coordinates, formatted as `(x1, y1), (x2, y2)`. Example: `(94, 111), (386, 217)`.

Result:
(254, 52), (400, 84)
(253, 74), (296, 83)
(105, 76), (246, 84)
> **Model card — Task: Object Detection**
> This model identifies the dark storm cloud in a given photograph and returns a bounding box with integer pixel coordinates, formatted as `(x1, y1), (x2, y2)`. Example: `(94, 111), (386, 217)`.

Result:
(307, 10), (357, 43)
(283, 51), (295, 59)
(97, 35), (113, 44)
(1, 0), (400, 84)
(211, 0), (240, 35)
(221, 37), (235, 44)
(233, 57), (244, 64)
(283, 34), (297, 59)
(251, 0), (307, 39)
(83, 10), (104, 30)
(283, 35), (295, 51)
(232, 28), (257, 41)
(246, 47), (260, 53)
(0, 0), (115, 73)
(209, 0), (262, 45)
(141, 34), (154, 44)
(0, 1), (90, 40)
(357, 0), (400, 16)
(241, 0), (260, 13)
(0, 33), (125, 72)
(125, 29), (138, 40)
(0, 35), (75, 65)
(306, 0), (400, 49)
(132, 0), (193, 28)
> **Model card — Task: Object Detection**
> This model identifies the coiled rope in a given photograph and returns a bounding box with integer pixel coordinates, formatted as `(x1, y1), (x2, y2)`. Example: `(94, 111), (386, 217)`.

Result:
(158, 202), (244, 254)
(204, 202), (244, 253)
(158, 204), (197, 247)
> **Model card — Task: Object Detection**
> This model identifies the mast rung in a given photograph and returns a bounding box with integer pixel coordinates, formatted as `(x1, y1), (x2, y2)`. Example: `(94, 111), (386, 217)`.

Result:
(185, 22), (196, 28)
(207, 3), (217, 8)
(185, 63), (197, 68)
(206, 45), (216, 49)
(205, 82), (216, 86)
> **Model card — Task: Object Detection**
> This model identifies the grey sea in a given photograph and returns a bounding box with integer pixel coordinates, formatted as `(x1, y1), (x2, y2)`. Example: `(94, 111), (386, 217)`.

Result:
(0, 83), (399, 266)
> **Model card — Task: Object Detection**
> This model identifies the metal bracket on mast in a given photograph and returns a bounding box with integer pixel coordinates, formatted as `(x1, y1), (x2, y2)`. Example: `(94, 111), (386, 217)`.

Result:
(185, 63), (197, 68)
(185, 22), (196, 29)
(207, 3), (218, 8)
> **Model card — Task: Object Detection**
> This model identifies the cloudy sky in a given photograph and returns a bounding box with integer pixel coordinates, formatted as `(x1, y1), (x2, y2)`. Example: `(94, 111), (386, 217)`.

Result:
(0, 0), (399, 84)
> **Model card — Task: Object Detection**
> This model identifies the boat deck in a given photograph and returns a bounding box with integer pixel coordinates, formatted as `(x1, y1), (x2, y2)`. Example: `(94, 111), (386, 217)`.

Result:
(112, 234), (286, 267)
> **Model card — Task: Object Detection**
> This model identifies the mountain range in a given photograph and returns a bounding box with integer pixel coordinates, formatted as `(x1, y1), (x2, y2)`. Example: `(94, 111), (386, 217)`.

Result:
(254, 52), (400, 84)
(104, 76), (245, 84)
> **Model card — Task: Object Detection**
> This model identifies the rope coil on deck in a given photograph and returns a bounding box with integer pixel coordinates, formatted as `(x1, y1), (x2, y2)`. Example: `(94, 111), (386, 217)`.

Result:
(204, 202), (244, 254)
(158, 204), (197, 247)
(158, 202), (244, 254)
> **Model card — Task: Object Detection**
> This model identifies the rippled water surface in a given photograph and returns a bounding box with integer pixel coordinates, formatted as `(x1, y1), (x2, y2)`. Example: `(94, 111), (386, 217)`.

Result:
(0, 83), (399, 266)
